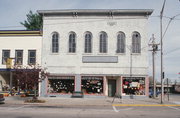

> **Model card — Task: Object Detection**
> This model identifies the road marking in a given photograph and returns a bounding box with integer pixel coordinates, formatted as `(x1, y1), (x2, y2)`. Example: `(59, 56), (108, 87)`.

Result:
(6, 105), (31, 111)
(112, 106), (133, 112)
(167, 106), (180, 111)
(112, 106), (119, 112)
(112, 104), (180, 106)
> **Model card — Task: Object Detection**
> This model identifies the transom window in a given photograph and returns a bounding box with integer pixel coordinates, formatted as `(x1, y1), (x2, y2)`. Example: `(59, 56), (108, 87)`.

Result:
(69, 32), (76, 53)
(2, 50), (10, 65)
(15, 50), (23, 65)
(84, 32), (92, 53)
(117, 32), (125, 53)
(99, 32), (107, 53)
(132, 32), (141, 53)
(52, 32), (59, 53)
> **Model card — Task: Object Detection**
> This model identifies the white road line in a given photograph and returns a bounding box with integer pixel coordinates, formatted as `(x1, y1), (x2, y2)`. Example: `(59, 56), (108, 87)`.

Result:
(6, 105), (31, 111)
(112, 106), (133, 112)
(167, 106), (180, 111)
(112, 106), (119, 112)
(7, 106), (25, 110)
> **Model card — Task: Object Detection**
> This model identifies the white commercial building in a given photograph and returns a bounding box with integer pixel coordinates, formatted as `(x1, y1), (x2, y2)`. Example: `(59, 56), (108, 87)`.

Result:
(38, 9), (153, 97)
(0, 30), (42, 91)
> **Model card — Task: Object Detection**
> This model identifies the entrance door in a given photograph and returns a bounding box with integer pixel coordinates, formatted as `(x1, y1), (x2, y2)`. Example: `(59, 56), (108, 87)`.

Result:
(108, 79), (116, 97)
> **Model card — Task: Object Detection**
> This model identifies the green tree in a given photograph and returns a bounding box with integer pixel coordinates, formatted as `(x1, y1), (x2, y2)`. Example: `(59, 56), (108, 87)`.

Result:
(20, 10), (42, 30)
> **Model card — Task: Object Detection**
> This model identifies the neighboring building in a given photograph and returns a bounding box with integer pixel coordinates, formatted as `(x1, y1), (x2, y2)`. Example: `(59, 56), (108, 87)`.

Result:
(38, 9), (153, 97)
(0, 30), (42, 91)
(172, 82), (180, 93)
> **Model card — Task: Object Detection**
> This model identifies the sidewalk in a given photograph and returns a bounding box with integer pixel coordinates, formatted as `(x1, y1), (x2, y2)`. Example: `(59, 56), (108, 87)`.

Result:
(3, 94), (180, 106)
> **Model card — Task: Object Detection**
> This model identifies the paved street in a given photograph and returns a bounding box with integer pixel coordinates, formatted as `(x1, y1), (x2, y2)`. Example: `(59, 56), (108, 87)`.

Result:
(0, 94), (180, 118)
(0, 103), (180, 118)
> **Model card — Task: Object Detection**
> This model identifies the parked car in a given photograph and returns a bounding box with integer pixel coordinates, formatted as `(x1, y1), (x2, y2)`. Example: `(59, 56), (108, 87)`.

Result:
(0, 94), (5, 103)
(149, 89), (161, 98)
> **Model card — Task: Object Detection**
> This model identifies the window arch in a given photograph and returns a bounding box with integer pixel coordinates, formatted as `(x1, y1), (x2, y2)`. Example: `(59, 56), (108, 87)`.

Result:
(99, 31), (107, 53)
(52, 32), (59, 53)
(132, 31), (141, 53)
(117, 32), (125, 53)
(69, 32), (76, 53)
(84, 32), (92, 53)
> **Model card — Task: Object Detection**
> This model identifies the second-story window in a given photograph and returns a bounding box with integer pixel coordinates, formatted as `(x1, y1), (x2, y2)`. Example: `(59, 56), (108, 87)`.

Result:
(117, 32), (125, 53)
(2, 50), (10, 65)
(69, 32), (76, 53)
(84, 32), (92, 53)
(99, 32), (107, 53)
(52, 32), (59, 53)
(28, 50), (36, 65)
(15, 50), (23, 65)
(132, 32), (141, 53)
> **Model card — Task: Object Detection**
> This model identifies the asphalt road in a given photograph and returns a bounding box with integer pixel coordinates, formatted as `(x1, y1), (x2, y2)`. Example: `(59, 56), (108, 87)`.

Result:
(0, 103), (180, 118)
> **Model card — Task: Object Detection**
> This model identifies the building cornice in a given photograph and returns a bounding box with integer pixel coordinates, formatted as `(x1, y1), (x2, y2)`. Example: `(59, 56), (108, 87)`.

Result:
(38, 9), (153, 17)
(0, 30), (42, 36)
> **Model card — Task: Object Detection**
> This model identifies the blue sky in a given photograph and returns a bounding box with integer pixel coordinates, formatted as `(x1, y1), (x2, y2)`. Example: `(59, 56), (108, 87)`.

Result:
(0, 0), (180, 82)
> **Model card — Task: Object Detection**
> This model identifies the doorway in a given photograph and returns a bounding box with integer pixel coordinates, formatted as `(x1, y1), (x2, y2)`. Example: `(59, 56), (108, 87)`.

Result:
(108, 79), (116, 97)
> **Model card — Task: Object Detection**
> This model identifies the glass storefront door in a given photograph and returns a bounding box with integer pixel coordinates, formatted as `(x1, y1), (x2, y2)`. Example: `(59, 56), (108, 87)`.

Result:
(108, 79), (116, 97)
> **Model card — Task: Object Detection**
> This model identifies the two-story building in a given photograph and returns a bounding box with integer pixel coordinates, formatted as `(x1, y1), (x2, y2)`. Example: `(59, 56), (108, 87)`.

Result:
(0, 30), (42, 92)
(38, 9), (153, 97)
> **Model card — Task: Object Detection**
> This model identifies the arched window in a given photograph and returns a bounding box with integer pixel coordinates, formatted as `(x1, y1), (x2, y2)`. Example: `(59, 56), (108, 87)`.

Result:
(132, 32), (141, 53)
(52, 32), (59, 53)
(84, 32), (92, 53)
(99, 32), (107, 53)
(69, 32), (76, 53)
(117, 32), (125, 53)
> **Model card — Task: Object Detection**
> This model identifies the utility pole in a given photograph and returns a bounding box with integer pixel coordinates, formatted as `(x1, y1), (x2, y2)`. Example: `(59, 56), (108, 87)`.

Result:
(160, 0), (166, 104)
(130, 45), (132, 80)
(167, 78), (169, 101)
(149, 34), (159, 98)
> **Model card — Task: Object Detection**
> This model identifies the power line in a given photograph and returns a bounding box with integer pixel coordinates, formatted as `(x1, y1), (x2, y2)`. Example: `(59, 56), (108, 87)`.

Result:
(164, 47), (180, 55)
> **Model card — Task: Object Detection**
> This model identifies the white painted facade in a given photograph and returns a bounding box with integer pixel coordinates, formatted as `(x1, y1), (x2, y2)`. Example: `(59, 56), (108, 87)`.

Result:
(39, 9), (153, 97)
(0, 31), (42, 91)
(0, 36), (42, 68)
(41, 10), (150, 76)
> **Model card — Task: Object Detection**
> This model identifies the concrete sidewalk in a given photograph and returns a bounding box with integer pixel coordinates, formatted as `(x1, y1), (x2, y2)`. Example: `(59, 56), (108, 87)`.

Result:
(3, 94), (180, 106)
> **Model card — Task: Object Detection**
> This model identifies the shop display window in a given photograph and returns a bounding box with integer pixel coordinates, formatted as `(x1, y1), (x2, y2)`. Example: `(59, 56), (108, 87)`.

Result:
(81, 76), (103, 95)
(48, 76), (74, 94)
(123, 77), (145, 95)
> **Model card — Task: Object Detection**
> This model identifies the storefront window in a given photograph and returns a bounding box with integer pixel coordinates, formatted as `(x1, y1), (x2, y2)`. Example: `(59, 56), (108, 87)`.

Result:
(123, 77), (145, 95)
(81, 76), (103, 95)
(48, 76), (74, 94)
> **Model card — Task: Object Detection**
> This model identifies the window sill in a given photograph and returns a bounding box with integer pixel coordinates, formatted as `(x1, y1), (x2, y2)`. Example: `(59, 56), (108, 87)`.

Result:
(115, 53), (126, 55)
(97, 53), (108, 55)
(82, 53), (93, 55)
(131, 53), (141, 55)
(50, 53), (59, 55)
(66, 53), (77, 55)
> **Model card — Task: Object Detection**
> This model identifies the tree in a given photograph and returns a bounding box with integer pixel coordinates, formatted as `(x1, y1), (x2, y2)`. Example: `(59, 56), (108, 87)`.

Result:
(13, 65), (40, 99)
(20, 10), (42, 30)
